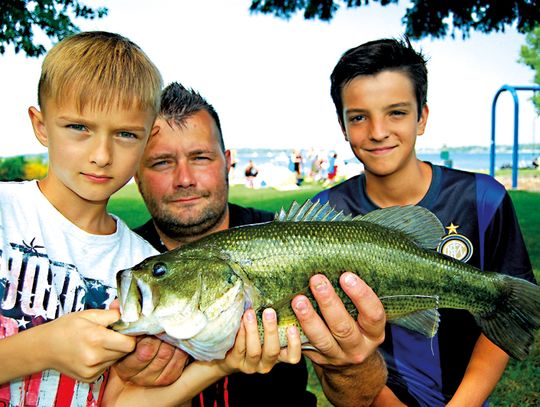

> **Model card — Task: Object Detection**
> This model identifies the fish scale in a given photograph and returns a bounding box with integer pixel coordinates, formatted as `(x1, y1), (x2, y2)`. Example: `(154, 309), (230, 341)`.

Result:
(112, 201), (540, 361)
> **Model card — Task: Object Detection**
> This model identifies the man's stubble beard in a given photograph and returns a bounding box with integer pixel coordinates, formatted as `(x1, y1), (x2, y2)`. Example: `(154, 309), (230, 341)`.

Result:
(140, 179), (229, 240)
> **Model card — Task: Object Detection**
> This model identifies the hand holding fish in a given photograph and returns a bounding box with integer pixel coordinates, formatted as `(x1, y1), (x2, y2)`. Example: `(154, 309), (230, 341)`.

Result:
(292, 273), (387, 407)
(0, 309), (135, 386)
(111, 299), (190, 387)
(215, 307), (302, 376)
(45, 309), (136, 382)
(113, 335), (189, 386)
(292, 273), (385, 366)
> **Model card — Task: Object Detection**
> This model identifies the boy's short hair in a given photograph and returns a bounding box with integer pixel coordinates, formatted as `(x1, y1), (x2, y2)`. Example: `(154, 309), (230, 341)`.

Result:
(38, 31), (162, 115)
(160, 82), (225, 152)
(330, 37), (428, 122)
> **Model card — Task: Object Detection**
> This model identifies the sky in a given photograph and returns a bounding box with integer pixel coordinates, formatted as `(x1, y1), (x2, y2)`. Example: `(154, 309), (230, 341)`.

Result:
(0, 0), (538, 158)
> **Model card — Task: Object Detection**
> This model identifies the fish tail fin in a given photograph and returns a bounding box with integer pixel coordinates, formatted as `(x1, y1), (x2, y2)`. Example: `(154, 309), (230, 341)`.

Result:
(476, 276), (540, 360)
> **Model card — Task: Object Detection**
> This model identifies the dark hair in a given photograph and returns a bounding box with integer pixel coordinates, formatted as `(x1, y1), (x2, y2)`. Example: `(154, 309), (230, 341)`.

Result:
(330, 37), (428, 123)
(159, 82), (225, 151)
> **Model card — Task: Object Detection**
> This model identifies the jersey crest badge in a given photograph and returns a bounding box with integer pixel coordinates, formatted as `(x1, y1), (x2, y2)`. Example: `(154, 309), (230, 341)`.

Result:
(437, 222), (473, 262)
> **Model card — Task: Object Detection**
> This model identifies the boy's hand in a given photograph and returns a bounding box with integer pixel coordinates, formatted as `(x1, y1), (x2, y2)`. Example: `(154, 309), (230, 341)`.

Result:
(218, 308), (302, 376)
(113, 336), (189, 386)
(40, 309), (135, 382)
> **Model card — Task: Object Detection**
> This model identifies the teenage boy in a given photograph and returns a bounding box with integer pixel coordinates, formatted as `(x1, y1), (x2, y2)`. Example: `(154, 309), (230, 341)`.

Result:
(121, 82), (388, 406)
(0, 31), (295, 407)
(313, 37), (535, 406)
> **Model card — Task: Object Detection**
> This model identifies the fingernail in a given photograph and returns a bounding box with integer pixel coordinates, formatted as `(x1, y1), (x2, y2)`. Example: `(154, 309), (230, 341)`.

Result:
(293, 298), (308, 316)
(263, 308), (276, 321)
(344, 273), (358, 287)
(313, 276), (328, 292)
(287, 326), (299, 337)
(245, 309), (255, 323)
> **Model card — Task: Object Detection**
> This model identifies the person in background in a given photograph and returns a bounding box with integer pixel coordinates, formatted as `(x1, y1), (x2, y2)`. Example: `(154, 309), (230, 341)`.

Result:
(291, 149), (303, 186)
(326, 152), (339, 184)
(244, 159), (258, 188)
(313, 37), (535, 406)
(117, 81), (388, 407)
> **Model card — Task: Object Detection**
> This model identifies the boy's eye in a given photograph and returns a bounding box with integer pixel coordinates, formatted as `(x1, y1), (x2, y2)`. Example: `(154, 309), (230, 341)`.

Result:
(66, 124), (87, 131)
(118, 131), (137, 139)
(390, 110), (407, 117)
(349, 114), (366, 123)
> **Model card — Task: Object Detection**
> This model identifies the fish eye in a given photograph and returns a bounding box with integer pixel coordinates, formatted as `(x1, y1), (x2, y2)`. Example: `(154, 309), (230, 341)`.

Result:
(152, 262), (167, 277)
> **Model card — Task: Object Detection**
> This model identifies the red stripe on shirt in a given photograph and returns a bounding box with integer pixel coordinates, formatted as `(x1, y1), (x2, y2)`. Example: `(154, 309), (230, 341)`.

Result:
(54, 375), (76, 407)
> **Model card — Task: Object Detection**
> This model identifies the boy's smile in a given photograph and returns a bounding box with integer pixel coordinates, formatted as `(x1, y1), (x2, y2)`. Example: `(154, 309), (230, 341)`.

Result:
(341, 70), (428, 178)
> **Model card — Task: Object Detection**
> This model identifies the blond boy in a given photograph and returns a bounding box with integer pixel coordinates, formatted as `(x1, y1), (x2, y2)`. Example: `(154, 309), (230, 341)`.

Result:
(0, 31), (294, 407)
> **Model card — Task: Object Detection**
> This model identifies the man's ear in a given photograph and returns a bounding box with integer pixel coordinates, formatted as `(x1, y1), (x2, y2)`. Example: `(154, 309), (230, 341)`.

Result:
(28, 106), (48, 147)
(417, 104), (429, 136)
(224, 149), (232, 173)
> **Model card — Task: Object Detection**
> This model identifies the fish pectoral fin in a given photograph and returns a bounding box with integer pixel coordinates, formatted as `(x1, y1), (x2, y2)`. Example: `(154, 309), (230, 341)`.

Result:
(381, 295), (441, 337)
(160, 310), (207, 340)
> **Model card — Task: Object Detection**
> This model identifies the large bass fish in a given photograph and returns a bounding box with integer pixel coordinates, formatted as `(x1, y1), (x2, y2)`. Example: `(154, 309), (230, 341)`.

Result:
(112, 201), (540, 361)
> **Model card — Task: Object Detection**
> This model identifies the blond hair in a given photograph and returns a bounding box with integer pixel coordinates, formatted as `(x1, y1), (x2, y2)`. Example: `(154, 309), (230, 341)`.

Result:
(38, 31), (162, 115)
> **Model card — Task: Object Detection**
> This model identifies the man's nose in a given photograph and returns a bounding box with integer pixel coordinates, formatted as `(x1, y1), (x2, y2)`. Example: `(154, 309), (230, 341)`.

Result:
(173, 161), (196, 187)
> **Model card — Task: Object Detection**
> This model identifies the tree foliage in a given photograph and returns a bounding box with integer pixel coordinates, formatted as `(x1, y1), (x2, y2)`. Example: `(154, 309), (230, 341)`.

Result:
(0, 0), (107, 57)
(0, 156), (26, 181)
(519, 26), (540, 114)
(249, 0), (540, 39)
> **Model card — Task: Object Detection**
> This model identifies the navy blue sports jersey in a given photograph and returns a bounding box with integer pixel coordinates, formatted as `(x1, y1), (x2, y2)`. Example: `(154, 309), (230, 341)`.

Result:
(313, 164), (535, 406)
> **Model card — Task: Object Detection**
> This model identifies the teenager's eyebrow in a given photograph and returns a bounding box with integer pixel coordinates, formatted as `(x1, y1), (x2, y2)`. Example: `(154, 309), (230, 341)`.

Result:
(387, 102), (413, 109)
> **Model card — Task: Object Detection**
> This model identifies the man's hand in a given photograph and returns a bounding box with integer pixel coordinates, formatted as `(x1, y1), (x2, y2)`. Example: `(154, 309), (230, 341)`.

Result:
(292, 272), (385, 366)
(292, 272), (387, 407)
(113, 336), (189, 386)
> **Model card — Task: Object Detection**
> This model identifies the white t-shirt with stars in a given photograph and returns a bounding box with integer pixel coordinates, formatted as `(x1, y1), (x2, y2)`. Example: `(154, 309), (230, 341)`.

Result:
(0, 180), (157, 406)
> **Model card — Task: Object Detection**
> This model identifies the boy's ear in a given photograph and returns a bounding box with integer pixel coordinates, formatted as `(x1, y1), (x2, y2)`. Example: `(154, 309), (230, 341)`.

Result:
(417, 104), (429, 135)
(28, 106), (48, 147)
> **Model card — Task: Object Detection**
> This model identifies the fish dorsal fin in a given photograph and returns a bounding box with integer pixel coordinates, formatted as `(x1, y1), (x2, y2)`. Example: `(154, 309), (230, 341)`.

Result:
(357, 205), (445, 250)
(275, 200), (352, 222)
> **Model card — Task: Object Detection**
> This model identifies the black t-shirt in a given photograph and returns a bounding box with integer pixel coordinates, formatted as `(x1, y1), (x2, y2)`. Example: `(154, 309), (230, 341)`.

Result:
(133, 203), (317, 407)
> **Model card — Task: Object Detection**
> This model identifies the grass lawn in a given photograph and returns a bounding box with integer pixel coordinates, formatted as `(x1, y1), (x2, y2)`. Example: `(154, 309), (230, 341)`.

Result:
(109, 181), (539, 406)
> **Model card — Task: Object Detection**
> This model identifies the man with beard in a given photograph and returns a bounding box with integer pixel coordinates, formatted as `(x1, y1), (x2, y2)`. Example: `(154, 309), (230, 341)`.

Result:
(116, 82), (388, 407)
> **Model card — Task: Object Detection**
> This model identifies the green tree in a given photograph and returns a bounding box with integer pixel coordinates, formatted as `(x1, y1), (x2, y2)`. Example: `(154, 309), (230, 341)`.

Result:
(0, 156), (26, 181)
(519, 26), (540, 115)
(1, 0), (107, 57)
(249, 0), (539, 39)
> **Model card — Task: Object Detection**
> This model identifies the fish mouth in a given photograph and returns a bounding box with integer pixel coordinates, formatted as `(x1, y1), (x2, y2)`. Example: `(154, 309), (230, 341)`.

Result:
(115, 269), (157, 324)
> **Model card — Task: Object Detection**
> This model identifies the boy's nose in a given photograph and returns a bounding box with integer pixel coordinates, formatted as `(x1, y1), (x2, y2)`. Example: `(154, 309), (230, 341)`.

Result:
(369, 120), (390, 141)
(90, 137), (113, 167)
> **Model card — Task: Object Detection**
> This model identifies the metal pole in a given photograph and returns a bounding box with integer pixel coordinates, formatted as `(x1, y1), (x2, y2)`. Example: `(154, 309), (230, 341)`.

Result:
(490, 85), (540, 189)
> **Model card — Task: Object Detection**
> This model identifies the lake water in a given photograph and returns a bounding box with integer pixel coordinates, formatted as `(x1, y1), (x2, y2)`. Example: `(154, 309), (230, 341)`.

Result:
(233, 148), (539, 173)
